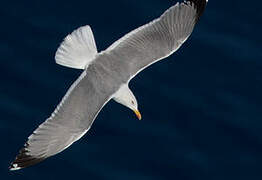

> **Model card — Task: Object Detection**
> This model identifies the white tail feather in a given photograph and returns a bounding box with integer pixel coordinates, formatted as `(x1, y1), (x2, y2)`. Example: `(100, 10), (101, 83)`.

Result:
(55, 25), (98, 69)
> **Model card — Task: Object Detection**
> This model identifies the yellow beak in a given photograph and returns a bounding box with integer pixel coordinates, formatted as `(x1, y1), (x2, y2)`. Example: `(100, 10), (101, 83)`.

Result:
(133, 110), (142, 120)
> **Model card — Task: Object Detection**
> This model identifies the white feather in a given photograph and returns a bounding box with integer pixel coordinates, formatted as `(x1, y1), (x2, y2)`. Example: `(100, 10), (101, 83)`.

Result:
(55, 25), (98, 69)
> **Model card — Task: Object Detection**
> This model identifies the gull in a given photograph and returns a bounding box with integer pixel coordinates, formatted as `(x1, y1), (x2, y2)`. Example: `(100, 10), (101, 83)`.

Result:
(10, 0), (207, 170)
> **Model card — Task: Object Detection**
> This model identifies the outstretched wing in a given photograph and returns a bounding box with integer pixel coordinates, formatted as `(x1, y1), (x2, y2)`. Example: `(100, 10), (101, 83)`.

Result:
(102, 0), (207, 81)
(10, 67), (116, 170)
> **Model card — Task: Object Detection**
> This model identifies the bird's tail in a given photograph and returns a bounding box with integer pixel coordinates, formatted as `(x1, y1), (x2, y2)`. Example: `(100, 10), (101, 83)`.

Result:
(55, 25), (98, 69)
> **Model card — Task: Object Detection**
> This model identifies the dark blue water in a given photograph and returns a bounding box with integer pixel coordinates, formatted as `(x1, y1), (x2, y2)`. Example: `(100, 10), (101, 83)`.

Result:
(1, 0), (262, 179)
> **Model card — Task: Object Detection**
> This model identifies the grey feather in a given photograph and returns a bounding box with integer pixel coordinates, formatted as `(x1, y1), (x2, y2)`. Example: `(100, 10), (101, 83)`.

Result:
(104, 1), (199, 81)
(10, 67), (119, 170)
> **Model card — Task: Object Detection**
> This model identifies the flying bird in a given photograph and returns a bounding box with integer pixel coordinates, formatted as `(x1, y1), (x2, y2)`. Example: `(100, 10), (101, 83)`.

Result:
(10, 0), (207, 170)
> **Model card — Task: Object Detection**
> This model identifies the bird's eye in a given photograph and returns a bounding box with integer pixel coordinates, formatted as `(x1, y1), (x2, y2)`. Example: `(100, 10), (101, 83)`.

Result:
(131, 100), (134, 104)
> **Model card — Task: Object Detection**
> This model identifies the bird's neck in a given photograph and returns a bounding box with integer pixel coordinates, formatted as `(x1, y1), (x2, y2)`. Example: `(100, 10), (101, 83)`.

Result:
(113, 84), (134, 108)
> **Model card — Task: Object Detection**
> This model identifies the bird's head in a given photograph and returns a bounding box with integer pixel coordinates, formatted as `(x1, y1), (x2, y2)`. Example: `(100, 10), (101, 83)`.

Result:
(114, 85), (142, 120)
(126, 95), (141, 120)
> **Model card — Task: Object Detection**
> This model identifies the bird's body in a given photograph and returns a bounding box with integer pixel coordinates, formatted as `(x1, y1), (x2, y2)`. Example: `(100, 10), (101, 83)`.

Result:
(10, 0), (208, 170)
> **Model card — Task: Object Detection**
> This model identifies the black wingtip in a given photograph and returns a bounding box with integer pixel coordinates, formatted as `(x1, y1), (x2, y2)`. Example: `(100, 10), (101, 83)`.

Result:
(187, 0), (208, 21)
(9, 144), (45, 171)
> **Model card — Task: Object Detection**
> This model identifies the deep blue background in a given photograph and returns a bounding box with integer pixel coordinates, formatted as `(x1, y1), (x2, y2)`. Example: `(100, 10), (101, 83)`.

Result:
(1, 0), (262, 179)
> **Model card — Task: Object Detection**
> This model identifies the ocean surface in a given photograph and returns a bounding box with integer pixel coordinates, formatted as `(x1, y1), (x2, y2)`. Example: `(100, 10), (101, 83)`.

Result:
(1, 0), (262, 179)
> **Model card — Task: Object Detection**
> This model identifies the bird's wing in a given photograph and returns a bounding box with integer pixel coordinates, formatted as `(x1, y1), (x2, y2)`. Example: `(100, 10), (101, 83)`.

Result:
(10, 68), (116, 170)
(103, 0), (207, 81)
